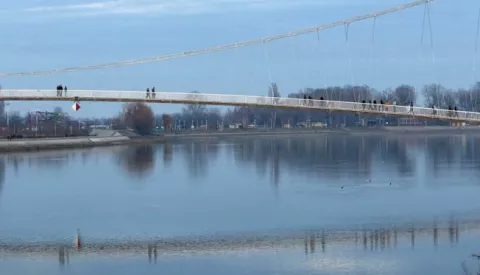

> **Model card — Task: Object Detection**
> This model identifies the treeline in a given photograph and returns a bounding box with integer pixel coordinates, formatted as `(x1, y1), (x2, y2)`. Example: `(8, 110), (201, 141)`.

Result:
(161, 82), (480, 129)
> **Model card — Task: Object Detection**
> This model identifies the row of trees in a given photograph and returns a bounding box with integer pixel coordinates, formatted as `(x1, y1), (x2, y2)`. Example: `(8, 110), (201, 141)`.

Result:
(166, 82), (480, 129)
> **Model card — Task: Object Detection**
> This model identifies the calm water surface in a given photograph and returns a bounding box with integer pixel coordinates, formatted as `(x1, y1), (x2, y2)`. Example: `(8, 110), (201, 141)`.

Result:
(0, 135), (480, 274)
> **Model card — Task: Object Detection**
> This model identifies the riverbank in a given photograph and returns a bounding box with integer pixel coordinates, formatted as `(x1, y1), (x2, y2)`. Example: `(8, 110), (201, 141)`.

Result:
(1, 126), (480, 153)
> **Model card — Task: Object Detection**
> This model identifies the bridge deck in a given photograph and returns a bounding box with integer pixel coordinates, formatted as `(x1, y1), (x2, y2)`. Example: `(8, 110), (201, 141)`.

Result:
(0, 89), (478, 123)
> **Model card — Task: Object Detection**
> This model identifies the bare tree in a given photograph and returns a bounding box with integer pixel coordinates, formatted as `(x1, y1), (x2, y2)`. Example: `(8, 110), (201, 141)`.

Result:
(422, 84), (445, 108)
(457, 89), (472, 111)
(183, 91), (207, 116)
(394, 85), (416, 105)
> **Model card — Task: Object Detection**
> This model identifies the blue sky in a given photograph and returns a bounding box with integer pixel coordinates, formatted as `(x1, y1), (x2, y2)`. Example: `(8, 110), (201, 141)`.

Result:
(0, 0), (478, 118)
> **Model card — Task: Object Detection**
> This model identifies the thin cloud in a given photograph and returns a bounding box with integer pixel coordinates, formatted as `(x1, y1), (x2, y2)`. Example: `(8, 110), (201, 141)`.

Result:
(21, 0), (372, 17)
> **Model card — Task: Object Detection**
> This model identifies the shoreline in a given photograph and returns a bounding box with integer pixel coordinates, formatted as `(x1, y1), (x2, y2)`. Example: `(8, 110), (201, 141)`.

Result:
(1, 126), (480, 153)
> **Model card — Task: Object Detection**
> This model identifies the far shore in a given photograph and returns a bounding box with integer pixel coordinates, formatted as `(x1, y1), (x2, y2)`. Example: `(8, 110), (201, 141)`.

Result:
(1, 126), (480, 153)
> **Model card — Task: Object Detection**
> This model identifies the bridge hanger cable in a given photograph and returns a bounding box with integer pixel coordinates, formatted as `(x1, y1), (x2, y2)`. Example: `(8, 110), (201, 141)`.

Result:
(473, 8), (480, 82)
(300, 36), (310, 95)
(229, 40), (240, 96)
(289, 36), (303, 94)
(0, 0), (433, 78)
(425, 1), (440, 108)
(344, 23), (356, 102)
(316, 29), (330, 100)
(263, 41), (273, 85)
(369, 16), (377, 95)
(417, 1), (428, 106)
(420, 1), (437, 107)
(472, 7), (480, 110)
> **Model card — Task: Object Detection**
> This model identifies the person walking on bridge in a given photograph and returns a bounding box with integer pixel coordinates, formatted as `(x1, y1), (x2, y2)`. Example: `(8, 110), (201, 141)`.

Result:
(56, 84), (63, 97)
(152, 86), (156, 99)
(146, 88), (150, 99)
(64, 86), (68, 97)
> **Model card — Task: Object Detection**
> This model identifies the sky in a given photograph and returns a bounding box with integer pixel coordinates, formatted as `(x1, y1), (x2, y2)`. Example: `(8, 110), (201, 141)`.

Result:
(0, 0), (478, 118)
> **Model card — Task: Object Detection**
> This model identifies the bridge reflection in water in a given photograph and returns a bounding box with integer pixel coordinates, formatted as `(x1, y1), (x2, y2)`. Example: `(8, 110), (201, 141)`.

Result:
(0, 218), (471, 265)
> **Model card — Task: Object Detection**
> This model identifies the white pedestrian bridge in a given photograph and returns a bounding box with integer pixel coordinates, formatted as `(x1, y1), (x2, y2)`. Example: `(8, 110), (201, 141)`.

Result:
(0, 89), (479, 123)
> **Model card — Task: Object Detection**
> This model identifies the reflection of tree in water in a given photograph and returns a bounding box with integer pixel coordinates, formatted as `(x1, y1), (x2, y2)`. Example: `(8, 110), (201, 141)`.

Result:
(7, 151), (77, 173)
(378, 137), (415, 177)
(423, 135), (480, 181)
(181, 141), (219, 178)
(117, 145), (155, 177)
(425, 136), (458, 176)
(81, 151), (90, 166)
(460, 136), (480, 178)
(232, 136), (417, 185)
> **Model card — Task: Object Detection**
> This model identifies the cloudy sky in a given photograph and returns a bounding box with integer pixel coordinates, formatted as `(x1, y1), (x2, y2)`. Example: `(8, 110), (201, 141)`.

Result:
(0, 0), (477, 117)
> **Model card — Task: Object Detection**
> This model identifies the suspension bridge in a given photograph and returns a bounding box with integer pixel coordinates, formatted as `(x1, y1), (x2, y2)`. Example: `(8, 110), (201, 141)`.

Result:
(0, 0), (479, 123)
(0, 89), (479, 123)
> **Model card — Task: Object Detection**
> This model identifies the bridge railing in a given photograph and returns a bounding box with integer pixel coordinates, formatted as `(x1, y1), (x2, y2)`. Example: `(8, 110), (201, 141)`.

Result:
(1, 89), (480, 122)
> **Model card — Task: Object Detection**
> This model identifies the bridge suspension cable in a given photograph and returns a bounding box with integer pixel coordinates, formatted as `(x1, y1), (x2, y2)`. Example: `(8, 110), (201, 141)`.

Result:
(343, 23), (356, 102)
(0, 0), (434, 78)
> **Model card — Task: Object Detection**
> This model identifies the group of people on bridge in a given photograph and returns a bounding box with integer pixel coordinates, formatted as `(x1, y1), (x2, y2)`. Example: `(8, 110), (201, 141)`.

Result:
(145, 87), (156, 99)
(56, 85), (68, 96)
(301, 95), (463, 118)
(360, 99), (412, 113)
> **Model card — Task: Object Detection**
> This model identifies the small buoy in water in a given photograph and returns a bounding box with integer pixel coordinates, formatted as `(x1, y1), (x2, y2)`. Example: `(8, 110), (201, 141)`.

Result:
(74, 229), (82, 249)
(389, 182), (392, 185)
(341, 186), (344, 189)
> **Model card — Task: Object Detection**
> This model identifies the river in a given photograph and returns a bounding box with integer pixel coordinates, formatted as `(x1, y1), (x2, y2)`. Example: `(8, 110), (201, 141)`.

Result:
(0, 134), (479, 274)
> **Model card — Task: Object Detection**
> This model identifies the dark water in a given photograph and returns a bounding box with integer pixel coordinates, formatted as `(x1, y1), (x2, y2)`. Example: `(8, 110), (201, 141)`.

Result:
(0, 135), (480, 274)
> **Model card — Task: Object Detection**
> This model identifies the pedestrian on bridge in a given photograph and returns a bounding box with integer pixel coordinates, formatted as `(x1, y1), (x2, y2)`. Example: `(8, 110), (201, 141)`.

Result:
(64, 86), (68, 96)
(152, 86), (156, 99)
(56, 84), (63, 96)
(146, 88), (150, 99)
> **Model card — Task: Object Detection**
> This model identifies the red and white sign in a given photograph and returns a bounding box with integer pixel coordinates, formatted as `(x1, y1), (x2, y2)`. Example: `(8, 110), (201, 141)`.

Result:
(72, 102), (81, 111)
